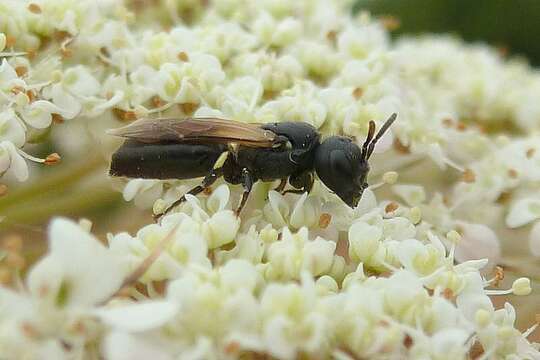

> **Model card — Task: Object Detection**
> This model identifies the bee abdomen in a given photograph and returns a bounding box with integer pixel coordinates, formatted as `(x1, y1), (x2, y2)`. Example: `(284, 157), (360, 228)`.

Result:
(110, 140), (226, 180)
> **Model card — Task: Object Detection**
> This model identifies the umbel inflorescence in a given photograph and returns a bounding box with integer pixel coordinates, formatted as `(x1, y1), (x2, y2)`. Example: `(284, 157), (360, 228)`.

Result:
(0, 0), (539, 359)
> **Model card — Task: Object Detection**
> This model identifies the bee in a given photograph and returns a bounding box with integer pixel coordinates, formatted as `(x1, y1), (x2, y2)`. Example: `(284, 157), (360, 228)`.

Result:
(108, 113), (397, 218)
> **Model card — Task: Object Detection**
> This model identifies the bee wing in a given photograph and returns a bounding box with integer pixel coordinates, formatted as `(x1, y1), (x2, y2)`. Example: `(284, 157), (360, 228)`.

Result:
(107, 117), (279, 148)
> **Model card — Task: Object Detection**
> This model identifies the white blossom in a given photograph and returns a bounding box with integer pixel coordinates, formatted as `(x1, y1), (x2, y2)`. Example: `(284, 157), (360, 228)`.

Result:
(1, 0), (539, 359)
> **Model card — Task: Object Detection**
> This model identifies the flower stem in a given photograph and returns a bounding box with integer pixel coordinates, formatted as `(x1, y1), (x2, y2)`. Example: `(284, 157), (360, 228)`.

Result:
(0, 155), (105, 210)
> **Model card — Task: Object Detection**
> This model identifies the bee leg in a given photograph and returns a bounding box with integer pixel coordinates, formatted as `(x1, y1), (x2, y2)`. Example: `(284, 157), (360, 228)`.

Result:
(235, 168), (254, 216)
(155, 167), (223, 222)
(283, 172), (314, 195)
(274, 178), (288, 193)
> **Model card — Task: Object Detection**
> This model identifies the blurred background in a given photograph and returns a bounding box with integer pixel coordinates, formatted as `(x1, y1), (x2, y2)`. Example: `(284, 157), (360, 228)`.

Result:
(356, 0), (540, 65)
(1, 0), (539, 339)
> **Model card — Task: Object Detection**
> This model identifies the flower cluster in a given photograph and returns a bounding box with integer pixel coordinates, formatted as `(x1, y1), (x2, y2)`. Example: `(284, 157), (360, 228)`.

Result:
(1, 0), (540, 359)
(1, 205), (536, 359)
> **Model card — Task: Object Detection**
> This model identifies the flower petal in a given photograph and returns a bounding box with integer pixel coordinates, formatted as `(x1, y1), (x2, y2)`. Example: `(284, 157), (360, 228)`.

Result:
(506, 198), (540, 228)
(0, 109), (25, 147)
(30, 218), (126, 306)
(455, 222), (500, 269)
(104, 332), (173, 360)
(529, 221), (540, 257)
(0, 141), (28, 181)
(95, 301), (179, 332)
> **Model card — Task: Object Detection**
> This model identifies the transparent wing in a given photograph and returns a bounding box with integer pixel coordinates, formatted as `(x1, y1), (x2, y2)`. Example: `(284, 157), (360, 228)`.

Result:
(107, 117), (279, 148)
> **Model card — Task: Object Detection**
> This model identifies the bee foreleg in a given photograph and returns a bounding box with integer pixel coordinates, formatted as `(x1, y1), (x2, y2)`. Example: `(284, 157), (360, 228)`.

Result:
(274, 178), (288, 193)
(283, 172), (314, 195)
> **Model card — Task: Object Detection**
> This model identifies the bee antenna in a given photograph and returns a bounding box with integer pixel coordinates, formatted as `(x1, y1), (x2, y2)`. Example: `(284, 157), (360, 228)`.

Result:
(361, 121), (376, 160)
(366, 113), (397, 159)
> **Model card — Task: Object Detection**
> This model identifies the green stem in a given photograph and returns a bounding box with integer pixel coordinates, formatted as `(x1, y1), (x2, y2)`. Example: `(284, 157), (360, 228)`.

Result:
(0, 183), (121, 229)
(0, 155), (106, 211)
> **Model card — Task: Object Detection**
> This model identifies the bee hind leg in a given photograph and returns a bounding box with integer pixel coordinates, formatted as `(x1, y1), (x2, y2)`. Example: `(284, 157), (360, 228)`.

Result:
(235, 168), (254, 217)
(154, 167), (224, 222)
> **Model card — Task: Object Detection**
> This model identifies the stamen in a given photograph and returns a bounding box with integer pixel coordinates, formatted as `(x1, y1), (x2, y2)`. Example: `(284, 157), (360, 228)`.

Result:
(17, 150), (62, 166)
(0, 52), (27, 57)
(16, 149), (46, 163)
(368, 171), (400, 192)
(44, 153), (61, 165)
(461, 168), (476, 183)
(367, 181), (384, 190)
(446, 230), (460, 261)
(26, 81), (53, 90)
(485, 266), (504, 287)
(485, 278), (531, 296)
(485, 288), (513, 296)
(147, 102), (174, 114)
(522, 315), (540, 338)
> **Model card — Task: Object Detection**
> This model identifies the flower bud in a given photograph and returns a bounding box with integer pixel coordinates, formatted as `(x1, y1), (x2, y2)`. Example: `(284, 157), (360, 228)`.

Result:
(474, 309), (491, 328)
(408, 207), (422, 225)
(446, 230), (461, 244)
(382, 171), (398, 184)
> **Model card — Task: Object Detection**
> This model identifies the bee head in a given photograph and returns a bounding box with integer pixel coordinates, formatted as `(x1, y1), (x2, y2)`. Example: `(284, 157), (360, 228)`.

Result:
(314, 113), (397, 208)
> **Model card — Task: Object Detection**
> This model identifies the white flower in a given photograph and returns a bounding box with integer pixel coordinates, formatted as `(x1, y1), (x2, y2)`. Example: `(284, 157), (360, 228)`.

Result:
(260, 275), (328, 359)
(290, 40), (342, 80)
(0, 109), (25, 146)
(159, 260), (262, 355)
(44, 65), (101, 119)
(17, 99), (65, 129)
(0, 140), (28, 181)
(203, 208), (241, 249)
(397, 238), (445, 276)
(1, 0), (539, 358)
(156, 55), (225, 104)
(108, 214), (210, 282)
(231, 52), (303, 93)
(214, 76), (263, 122)
(0, 33), (5, 52)
(0, 59), (24, 90)
(123, 179), (164, 209)
(103, 331), (173, 360)
(216, 225), (266, 264)
(410, 328), (470, 360)
(529, 221), (540, 257)
(197, 22), (257, 63)
(0, 218), (126, 358)
(348, 220), (382, 265)
(28, 218), (125, 306)
(258, 81), (327, 128)
(392, 184), (426, 206)
(96, 301), (179, 332)
(454, 222), (501, 270)
(100, 65), (158, 111)
(317, 87), (358, 134)
(266, 227), (337, 280)
(506, 198), (540, 228)
(337, 22), (388, 59)
(252, 12), (302, 47)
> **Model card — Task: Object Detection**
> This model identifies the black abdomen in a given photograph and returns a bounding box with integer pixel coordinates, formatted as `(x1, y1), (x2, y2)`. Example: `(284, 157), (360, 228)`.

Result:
(110, 140), (226, 180)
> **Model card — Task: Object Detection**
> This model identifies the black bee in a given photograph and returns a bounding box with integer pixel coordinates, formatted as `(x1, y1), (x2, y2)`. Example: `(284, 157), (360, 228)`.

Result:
(108, 113), (397, 218)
